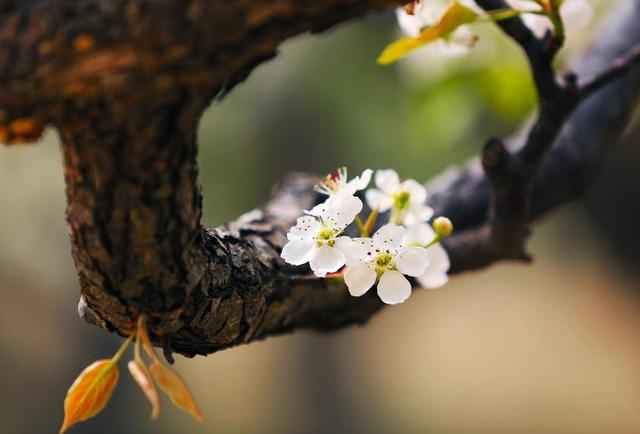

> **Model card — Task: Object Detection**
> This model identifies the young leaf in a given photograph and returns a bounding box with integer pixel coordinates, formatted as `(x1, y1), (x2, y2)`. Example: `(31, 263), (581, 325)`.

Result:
(378, 1), (479, 65)
(128, 359), (161, 420)
(137, 315), (156, 359)
(60, 360), (119, 433)
(150, 360), (204, 422)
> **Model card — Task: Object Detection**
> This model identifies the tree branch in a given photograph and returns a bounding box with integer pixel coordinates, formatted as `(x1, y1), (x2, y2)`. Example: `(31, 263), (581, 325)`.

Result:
(0, 0), (403, 141)
(434, 0), (640, 271)
(1, 0), (639, 356)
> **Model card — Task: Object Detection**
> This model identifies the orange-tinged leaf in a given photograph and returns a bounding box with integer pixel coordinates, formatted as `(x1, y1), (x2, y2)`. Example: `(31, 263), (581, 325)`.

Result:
(138, 315), (156, 359)
(60, 360), (119, 433)
(128, 360), (161, 420)
(377, 1), (479, 65)
(150, 360), (203, 422)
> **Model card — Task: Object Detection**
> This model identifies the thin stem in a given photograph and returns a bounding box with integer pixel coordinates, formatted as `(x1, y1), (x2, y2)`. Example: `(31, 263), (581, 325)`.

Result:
(363, 208), (379, 237)
(138, 315), (159, 362)
(477, 8), (548, 26)
(325, 274), (346, 283)
(354, 215), (366, 236)
(389, 208), (402, 225)
(424, 235), (442, 249)
(549, 10), (564, 42)
(482, 8), (527, 22)
(112, 334), (134, 363)
(134, 330), (142, 363)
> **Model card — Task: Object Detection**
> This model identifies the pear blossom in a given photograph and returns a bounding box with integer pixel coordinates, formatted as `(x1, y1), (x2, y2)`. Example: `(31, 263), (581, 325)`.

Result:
(281, 193), (362, 277)
(507, 0), (593, 37)
(314, 167), (373, 197)
(365, 169), (434, 225)
(396, 0), (480, 58)
(342, 224), (430, 304)
(404, 222), (451, 288)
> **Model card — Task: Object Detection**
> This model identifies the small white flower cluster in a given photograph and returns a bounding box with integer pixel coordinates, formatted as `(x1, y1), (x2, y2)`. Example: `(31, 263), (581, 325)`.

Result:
(281, 168), (452, 305)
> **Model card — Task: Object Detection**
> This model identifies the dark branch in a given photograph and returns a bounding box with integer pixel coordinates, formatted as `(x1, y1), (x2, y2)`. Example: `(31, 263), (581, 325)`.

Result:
(440, 1), (640, 273)
(434, 0), (640, 271)
(442, 0), (572, 269)
(475, 0), (561, 97)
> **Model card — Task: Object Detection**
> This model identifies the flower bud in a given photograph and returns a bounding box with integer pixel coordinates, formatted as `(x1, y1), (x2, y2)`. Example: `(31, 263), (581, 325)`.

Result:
(432, 217), (453, 238)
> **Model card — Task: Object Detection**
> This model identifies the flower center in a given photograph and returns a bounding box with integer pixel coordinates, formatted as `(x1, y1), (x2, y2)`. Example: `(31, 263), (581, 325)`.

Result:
(394, 191), (411, 210)
(374, 252), (395, 275)
(316, 228), (336, 247)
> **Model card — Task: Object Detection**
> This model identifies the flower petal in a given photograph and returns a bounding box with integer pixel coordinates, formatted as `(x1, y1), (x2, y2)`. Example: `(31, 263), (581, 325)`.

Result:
(335, 236), (375, 267)
(404, 222), (436, 246)
(519, 10), (549, 37)
(417, 271), (449, 289)
(427, 243), (451, 272)
(402, 179), (427, 204)
(335, 193), (364, 224)
(395, 246), (430, 277)
(375, 169), (401, 194)
(416, 244), (450, 288)
(309, 245), (345, 275)
(305, 202), (328, 218)
(365, 189), (393, 212)
(345, 264), (377, 297)
(377, 270), (412, 305)
(396, 6), (425, 37)
(372, 224), (407, 253)
(323, 193), (362, 230)
(281, 239), (315, 265)
(287, 216), (321, 240)
(348, 168), (373, 191)
(561, 0), (593, 29)
(405, 203), (434, 225)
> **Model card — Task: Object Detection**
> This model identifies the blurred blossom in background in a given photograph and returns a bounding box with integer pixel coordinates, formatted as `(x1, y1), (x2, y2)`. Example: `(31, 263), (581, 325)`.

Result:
(2, 1), (640, 433)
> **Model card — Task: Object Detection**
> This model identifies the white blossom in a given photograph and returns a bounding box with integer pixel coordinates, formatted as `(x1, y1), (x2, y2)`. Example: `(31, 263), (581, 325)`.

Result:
(396, 0), (480, 58)
(507, 0), (593, 37)
(281, 193), (362, 277)
(342, 224), (430, 304)
(314, 167), (372, 197)
(365, 169), (434, 225)
(404, 222), (451, 288)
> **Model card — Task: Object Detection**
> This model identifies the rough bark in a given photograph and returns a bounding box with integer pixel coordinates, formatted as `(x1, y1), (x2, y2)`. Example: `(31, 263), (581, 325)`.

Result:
(0, 0), (402, 141)
(60, 89), (382, 355)
(1, 0), (639, 357)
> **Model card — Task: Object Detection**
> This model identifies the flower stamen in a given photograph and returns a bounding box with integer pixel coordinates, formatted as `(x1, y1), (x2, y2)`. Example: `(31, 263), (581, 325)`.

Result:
(314, 167), (348, 195)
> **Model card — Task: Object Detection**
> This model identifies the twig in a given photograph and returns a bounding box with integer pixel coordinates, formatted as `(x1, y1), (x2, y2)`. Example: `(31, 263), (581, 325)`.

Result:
(162, 335), (175, 365)
(448, 1), (640, 271)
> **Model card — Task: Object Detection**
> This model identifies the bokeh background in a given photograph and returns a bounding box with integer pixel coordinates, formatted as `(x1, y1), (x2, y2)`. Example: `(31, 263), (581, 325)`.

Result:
(2, 1), (640, 433)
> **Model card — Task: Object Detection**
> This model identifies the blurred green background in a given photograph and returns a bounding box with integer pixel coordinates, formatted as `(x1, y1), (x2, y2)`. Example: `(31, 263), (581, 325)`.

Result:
(2, 1), (640, 433)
